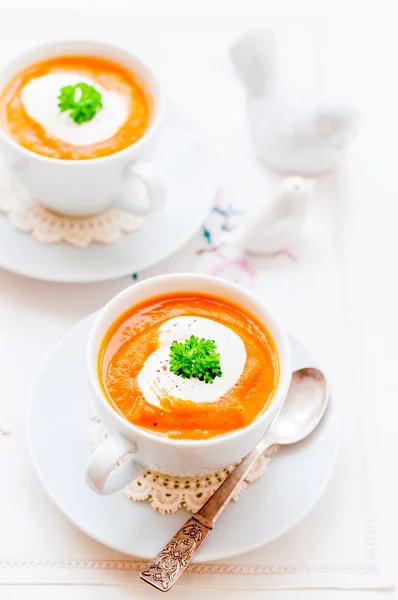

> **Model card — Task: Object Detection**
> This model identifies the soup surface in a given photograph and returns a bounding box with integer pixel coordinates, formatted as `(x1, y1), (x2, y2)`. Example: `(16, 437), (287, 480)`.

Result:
(0, 56), (152, 159)
(99, 293), (279, 440)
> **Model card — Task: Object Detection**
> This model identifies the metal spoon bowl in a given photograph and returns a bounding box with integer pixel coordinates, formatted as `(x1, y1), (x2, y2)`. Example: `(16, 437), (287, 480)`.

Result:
(267, 367), (329, 446)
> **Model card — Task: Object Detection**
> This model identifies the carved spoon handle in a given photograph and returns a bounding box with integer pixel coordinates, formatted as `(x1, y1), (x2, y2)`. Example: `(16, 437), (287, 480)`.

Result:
(140, 437), (272, 592)
(139, 516), (212, 592)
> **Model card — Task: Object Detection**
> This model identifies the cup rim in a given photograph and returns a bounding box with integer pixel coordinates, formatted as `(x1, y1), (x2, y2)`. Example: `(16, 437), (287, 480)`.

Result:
(87, 273), (292, 448)
(0, 38), (164, 165)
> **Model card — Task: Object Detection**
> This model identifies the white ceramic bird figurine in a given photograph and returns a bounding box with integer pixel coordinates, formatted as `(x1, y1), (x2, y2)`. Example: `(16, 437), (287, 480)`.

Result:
(230, 29), (359, 175)
(237, 176), (314, 255)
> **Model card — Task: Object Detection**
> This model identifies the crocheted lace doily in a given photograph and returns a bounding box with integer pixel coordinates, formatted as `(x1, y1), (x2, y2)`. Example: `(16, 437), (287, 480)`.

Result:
(0, 167), (145, 247)
(90, 414), (279, 514)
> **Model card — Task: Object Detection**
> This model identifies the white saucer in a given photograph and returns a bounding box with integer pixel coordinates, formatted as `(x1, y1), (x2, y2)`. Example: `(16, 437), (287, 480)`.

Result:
(28, 314), (338, 562)
(0, 103), (216, 283)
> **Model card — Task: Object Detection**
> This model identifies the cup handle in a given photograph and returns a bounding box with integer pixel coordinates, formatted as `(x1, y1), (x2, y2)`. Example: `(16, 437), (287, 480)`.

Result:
(123, 159), (166, 216)
(86, 432), (145, 495)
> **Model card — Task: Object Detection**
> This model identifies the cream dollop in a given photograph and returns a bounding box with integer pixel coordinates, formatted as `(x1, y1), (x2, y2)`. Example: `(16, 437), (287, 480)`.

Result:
(21, 72), (129, 146)
(138, 316), (247, 408)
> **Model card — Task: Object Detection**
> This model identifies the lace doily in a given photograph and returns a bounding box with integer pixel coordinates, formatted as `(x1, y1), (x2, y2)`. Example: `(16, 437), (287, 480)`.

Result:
(90, 415), (279, 514)
(0, 167), (145, 247)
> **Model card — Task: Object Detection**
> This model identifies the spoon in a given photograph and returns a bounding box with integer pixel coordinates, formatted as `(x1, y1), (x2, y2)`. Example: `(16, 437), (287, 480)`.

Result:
(140, 367), (328, 592)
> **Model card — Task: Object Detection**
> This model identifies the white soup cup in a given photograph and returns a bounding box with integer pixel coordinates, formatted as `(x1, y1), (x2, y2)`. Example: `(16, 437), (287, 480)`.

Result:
(86, 274), (292, 495)
(0, 40), (165, 216)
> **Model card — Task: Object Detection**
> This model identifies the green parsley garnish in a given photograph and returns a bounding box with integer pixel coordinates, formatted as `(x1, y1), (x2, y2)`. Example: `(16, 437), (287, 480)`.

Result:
(58, 83), (103, 124)
(169, 335), (222, 384)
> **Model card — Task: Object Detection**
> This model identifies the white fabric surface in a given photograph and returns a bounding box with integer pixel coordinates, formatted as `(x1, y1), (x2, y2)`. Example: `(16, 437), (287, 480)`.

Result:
(0, 7), (395, 596)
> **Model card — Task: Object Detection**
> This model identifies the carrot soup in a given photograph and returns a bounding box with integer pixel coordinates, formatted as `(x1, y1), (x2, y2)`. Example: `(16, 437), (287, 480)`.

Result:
(0, 55), (153, 160)
(99, 292), (279, 441)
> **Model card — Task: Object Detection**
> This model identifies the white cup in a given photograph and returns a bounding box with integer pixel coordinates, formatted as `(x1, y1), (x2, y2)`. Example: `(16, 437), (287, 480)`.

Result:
(86, 274), (292, 495)
(0, 40), (165, 216)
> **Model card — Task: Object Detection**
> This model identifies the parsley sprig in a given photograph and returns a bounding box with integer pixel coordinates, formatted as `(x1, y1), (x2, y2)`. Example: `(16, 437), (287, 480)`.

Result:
(169, 335), (222, 384)
(58, 82), (103, 125)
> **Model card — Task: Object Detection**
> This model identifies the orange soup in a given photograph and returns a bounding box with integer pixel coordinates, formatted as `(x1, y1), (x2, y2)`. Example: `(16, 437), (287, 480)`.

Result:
(99, 293), (279, 440)
(0, 56), (153, 160)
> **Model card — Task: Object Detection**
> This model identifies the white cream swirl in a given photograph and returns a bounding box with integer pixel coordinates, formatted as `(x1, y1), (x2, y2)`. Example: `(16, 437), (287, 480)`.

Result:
(21, 72), (128, 146)
(138, 316), (247, 408)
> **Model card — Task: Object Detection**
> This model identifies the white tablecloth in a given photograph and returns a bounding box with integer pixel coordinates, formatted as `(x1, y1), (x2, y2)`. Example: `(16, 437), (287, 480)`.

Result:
(0, 3), (396, 598)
